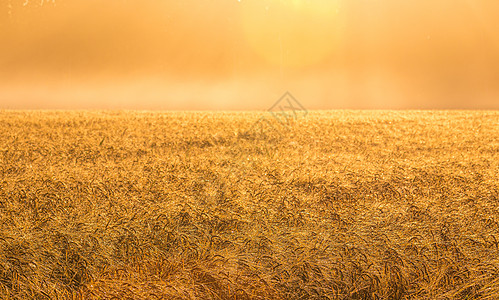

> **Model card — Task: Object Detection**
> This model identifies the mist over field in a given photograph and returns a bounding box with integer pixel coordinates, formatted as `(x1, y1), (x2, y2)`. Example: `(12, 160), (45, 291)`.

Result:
(1, 0), (499, 109)
(1, 1), (499, 299)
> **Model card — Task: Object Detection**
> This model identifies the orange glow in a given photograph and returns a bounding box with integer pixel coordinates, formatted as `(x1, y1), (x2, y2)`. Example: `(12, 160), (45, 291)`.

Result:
(0, 0), (498, 109)
(241, 0), (342, 67)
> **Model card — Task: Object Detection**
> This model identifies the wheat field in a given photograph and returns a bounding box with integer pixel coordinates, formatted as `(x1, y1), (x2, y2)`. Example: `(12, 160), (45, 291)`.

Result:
(0, 110), (498, 299)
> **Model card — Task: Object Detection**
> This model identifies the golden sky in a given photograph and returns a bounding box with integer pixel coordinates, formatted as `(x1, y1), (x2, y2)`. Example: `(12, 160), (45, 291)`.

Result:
(1, 0), (498, 109)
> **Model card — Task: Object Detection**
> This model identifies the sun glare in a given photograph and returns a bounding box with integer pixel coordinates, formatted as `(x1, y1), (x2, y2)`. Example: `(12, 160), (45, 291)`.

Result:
(1, 0), (498, 109)
(240, 0), (342, 68)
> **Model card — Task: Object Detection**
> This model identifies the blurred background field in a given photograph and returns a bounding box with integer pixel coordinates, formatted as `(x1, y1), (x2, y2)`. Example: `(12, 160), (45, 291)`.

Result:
(2, 1), (499, 109)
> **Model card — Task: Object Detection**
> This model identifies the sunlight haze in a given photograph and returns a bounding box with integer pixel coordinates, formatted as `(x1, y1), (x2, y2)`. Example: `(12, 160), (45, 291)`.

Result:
(1, 0), (498, 109)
